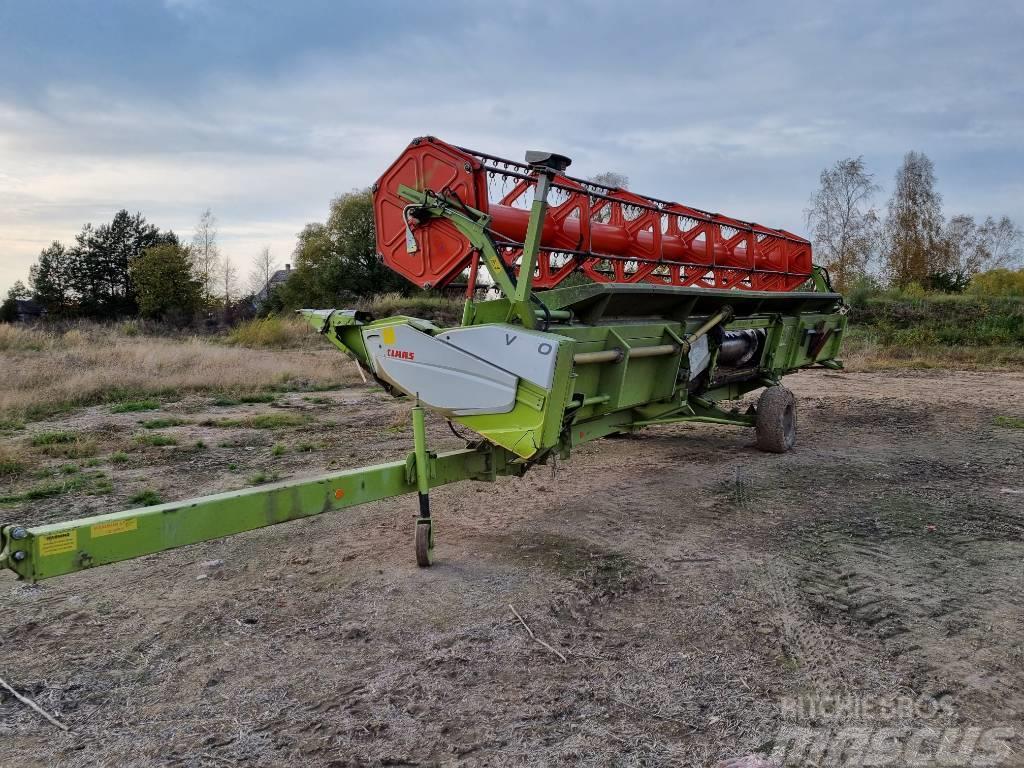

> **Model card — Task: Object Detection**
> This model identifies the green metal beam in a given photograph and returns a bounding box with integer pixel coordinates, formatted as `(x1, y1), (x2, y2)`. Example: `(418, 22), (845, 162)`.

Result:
(513, 172), (553, 308)
(0, 446), (508, 583)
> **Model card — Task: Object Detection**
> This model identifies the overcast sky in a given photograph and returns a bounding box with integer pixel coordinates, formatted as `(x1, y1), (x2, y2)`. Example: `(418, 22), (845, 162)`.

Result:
(1, 0), (1022, 293)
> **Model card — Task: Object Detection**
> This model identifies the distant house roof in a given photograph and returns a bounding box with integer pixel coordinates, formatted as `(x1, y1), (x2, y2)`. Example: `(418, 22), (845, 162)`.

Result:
(268, 264), (292, 287)
(254, 263), (293, 303)
(14, 299), (45, 321)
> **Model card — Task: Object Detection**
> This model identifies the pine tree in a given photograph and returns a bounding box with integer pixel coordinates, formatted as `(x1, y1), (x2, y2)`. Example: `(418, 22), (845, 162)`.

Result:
(29, 242), (75, 316)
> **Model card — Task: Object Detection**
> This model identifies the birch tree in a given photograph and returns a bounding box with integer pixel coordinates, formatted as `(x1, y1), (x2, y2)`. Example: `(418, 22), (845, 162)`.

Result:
(805, 157), (880, 291)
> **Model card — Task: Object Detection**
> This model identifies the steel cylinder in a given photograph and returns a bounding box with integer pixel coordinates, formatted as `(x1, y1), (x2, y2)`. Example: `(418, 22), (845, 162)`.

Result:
(717, 330), (764, 367)
(488, 204), (747, 266)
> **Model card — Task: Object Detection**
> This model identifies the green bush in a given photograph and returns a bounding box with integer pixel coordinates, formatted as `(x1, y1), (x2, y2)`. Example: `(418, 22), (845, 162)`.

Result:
(357, 292), (464, 326)
(849, 295), (1024, 348)
(229, 317), (310, 348)
(130, 489), (163, 506)
(968, 268), (1024, 298)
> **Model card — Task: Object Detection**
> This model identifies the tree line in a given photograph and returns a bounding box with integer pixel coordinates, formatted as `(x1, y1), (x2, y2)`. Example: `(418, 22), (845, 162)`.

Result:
(4, 154), (1022, 325)
(805, 151), (1023, 293)
(3, 209), (226, 323)
(2, 190), (409, 324)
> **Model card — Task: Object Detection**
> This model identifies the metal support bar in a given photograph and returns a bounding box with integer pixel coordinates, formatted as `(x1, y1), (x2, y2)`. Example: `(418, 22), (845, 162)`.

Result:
(411, 403), (434, 566)
(574, 348), (624, 365)
(628, 343), (679, 359)
(685, 307), (733, 346)
(0, 446), (503, 583)
(534, 309), (572, 321)
(515, 171), (552, 306)
(573, 343), (679, 366)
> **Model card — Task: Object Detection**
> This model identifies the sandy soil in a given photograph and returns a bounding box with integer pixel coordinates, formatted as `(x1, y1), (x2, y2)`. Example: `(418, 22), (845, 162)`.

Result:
(2, 368), (1023, 767)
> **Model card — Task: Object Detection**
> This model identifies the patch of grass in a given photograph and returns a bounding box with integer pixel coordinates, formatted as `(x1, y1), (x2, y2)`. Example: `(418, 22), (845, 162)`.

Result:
(38, 438), (98, 459)
(838, 295), (1024, 371)
(0, 474), (93, 504)
(140, 417), (190, 429)
(110, 399), (161, 413)
(357, 292), (464, 326)
(271, 443), (285, 457)
(1, 323), (350, 422)
(23, 480), (77, 500)
(0, 417), (25, 433)
(291, 382), (347, 393)
(994, 415), (1024, 429)
(296, 441), (317, 453)
(203, 413), (311, 430)
(212, 392), (277, 406)
(83, 457), (101, 467)
(0, 324), (49, 351)
(31, 430), (77, 446)
(130, 489), (163, 506)
(0, 447), (27, 477)
(248, 470), (280, 485)
(228, 317), (311, 348)
(851, 295), (1024, 347)
(303, 395), (333, 405)
(240, 393), (277, 404)
(60, 463), (80, 475)
(194, 439), (207, 449)
(842, 331), (1024, 371)
(109, 451), (130, 464)
(134, 433), (178, 447)
(22, 402), (76, 422)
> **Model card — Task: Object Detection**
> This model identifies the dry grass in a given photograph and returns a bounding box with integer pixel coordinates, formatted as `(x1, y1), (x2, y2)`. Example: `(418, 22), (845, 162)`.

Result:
(0, 445), (27, 477)
(0, 323), (355, 420)
(227, 316), (316, 348)
(357, 292), (464, 325)
(841, 330), (1024, 371)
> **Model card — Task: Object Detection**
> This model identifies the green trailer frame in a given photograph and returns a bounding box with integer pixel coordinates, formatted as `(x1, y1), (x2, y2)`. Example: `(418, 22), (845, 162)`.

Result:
(0, 153), (847, 583)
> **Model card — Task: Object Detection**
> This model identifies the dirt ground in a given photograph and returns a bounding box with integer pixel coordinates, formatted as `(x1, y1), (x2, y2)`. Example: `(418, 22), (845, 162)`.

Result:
(2, 368), (1023, 767)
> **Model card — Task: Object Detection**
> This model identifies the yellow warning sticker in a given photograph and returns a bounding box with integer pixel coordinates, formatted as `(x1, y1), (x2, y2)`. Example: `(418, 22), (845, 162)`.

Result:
(91, 518), (138, 538)
(38, 530), (77, 557)
(381, 326), (396, 345)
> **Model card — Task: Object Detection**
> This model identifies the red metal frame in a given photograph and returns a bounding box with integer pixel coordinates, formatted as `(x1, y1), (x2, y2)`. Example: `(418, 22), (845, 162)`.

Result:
(374, 136), (813, 291)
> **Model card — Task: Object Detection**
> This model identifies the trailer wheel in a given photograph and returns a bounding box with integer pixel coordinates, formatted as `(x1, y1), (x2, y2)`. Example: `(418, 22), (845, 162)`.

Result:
(415, 520), (433, 567)
(756, 386), (797, 453)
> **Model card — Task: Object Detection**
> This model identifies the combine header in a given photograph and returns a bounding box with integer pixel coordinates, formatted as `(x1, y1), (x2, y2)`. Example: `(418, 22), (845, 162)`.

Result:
(1, 137), (846, 582)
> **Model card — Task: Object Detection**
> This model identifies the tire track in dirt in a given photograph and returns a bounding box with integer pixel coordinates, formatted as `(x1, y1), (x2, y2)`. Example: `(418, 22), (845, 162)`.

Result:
(772, 465), (1024, 723)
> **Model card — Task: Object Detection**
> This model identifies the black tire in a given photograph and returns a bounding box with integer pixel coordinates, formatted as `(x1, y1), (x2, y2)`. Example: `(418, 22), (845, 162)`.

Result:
(415, 521), (433, 567)
(755, 386), (797, 453)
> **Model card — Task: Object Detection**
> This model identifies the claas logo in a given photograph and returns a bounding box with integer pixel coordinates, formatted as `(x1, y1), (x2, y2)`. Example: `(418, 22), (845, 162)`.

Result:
(386, 348), (415, 361)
